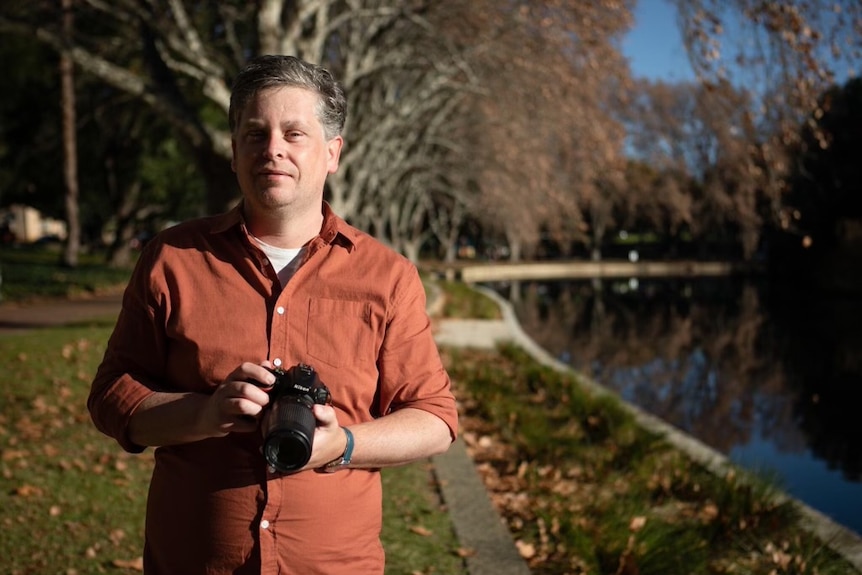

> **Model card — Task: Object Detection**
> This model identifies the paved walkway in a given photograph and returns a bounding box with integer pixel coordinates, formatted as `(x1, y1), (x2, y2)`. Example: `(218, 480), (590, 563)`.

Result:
(430, 318), (532, 575)
(0, 292), (124, 336)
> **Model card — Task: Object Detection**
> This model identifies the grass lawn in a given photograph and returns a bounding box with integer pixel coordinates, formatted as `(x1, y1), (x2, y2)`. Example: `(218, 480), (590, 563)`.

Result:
(0, 246), (133, 303)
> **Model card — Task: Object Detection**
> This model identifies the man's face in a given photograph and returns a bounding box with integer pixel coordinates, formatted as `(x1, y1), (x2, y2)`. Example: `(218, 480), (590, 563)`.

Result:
(231, 86), (342, 215)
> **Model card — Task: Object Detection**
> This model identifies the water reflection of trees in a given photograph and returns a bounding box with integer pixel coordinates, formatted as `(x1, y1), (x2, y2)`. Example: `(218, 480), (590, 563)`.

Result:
(497, 278), (861, 480)
(768, 293), (862, 481)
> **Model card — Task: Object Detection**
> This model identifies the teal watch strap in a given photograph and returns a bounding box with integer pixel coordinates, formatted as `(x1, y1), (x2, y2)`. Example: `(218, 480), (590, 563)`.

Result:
(340, 426), (354, 465)
(323, 427), (353, 472)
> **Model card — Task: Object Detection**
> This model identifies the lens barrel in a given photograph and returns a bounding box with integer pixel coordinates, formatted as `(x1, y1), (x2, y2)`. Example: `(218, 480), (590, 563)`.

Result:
(263, 397), (317, 473)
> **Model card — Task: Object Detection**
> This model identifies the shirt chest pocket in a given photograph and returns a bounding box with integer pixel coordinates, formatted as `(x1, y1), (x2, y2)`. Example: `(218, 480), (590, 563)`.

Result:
(307, 298), (377, 368)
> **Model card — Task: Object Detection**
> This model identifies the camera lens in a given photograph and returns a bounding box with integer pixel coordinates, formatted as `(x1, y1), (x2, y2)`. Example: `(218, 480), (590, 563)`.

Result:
(263, 397), (317, 473)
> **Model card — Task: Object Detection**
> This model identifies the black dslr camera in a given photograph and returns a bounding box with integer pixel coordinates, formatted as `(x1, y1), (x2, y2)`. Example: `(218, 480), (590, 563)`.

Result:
(261, 364), (331, 473)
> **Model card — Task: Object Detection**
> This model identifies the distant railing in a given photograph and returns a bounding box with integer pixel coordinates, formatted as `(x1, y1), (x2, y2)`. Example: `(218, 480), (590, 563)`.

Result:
(438, 260), (752, 283)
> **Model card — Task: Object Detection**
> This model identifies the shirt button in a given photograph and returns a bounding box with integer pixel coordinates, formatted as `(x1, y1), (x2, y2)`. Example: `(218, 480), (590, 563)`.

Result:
(273, 358), (282, 367)
(261, 520), (270, 530)
(276, 306), (285, 315)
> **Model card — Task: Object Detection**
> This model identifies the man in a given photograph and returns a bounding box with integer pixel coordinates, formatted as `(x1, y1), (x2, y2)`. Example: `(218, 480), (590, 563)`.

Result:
(88, 55), (458, 575)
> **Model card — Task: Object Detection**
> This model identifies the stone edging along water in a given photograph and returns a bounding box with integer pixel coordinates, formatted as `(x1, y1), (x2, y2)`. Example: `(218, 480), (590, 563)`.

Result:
(466, 284), (862, 573)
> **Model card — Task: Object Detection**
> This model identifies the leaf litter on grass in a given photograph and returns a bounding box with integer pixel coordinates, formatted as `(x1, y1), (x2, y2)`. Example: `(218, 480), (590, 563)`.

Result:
(1, 326), (151, 574)
(442, 345), (860, 575)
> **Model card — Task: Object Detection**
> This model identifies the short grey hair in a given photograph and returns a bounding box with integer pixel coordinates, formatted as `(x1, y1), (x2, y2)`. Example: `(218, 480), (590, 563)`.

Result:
(228, 55), (346, 140)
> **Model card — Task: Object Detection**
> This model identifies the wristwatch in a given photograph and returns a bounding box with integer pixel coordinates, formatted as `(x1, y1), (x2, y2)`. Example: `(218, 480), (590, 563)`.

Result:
(322, 426), (354, 473)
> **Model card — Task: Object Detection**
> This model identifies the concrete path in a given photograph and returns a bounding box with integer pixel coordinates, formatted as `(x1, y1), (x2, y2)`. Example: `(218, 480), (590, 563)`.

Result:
(0, 292), (123, 336)
(432, 319), (513, 350)
(430, 318), (532, 575)
(433, 438), (531, 575)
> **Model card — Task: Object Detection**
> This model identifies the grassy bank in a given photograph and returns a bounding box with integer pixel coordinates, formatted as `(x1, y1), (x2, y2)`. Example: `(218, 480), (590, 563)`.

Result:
(429, 275), (860, 574)
(434, 279), (502, 320)
(440, 342), (858, 574)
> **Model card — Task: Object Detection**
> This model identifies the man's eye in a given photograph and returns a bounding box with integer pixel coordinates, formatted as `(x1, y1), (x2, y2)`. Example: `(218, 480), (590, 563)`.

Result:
(246, 130), (266, 141)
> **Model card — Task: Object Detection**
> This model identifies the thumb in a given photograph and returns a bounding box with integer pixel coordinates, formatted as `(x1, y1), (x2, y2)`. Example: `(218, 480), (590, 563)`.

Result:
(312, 403), (339, 427)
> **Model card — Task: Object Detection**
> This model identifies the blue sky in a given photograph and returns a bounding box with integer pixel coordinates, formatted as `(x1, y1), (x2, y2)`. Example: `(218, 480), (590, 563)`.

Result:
(623, 1), (857, 85)
(622, 0), (695, 82)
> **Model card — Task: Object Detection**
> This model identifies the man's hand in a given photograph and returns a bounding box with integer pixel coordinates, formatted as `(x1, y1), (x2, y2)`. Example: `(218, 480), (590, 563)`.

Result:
(198, 363), (276, 437)
(128, 362), (277, 447)
(301, 403), (348, 470)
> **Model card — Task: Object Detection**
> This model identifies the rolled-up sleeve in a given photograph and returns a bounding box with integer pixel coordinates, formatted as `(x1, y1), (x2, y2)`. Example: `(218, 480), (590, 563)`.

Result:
(88, 245), (165, 453)
(377, 265), (458, 440)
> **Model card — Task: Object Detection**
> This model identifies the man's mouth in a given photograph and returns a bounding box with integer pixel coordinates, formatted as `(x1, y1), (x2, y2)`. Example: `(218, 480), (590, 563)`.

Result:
(259, 169), (291, 177)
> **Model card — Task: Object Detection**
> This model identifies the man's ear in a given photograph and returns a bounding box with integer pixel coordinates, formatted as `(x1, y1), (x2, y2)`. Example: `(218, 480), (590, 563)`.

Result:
(327, 136), (344, 174)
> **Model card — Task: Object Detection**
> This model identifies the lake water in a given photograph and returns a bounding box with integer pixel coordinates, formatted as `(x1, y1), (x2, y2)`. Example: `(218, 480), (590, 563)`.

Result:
(489, 276), (862, 536)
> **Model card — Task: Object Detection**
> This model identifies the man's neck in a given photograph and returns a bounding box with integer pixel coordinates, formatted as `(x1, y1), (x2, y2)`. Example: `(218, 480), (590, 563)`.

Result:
(243, 203), (324, 249)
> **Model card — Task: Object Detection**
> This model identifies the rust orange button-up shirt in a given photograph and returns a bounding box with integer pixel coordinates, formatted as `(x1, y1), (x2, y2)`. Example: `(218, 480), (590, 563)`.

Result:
(88, 203), (458, 575)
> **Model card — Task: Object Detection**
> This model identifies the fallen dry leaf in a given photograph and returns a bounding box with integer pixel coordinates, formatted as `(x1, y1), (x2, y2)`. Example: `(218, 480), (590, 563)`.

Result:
(15, 484), (43, 498)
(2, 448), (28, 461)
(629, 516), (647, 532)
(701, 503), (719, 522)
(112, 557), (144, 571)
(409, 525), (433, 537)
(516, 539), (536, 559)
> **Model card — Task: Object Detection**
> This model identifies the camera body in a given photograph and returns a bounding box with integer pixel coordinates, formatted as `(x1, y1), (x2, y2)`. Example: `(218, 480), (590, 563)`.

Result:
(261, 363), (331, 473)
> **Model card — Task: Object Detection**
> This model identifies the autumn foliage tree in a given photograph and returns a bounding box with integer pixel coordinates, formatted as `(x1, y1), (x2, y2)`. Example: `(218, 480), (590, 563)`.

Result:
(1, 0), (859, 263)
(447, 0), (634, 261)
(671, 0), (862, 257)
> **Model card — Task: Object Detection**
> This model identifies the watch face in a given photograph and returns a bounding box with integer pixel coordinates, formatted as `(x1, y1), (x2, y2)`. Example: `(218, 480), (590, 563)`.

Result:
(323, 459), (347, 472)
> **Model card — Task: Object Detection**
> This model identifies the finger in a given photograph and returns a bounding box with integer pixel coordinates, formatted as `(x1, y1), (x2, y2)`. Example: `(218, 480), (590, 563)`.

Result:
(247, 363), (278, 388)
(218, 397), (267, 433)
(237, 382), (273, 407)
(225, 362), (277, 388)
(212, 381), (270, 410)
(226, 395), (267, 418)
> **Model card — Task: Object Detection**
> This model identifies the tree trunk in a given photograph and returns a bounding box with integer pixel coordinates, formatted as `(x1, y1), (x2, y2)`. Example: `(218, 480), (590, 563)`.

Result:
(105, 173), (142, 268)
(402, 240), (421, 264)
(60, 0), (80, 267)
(443, 242), (457, 263)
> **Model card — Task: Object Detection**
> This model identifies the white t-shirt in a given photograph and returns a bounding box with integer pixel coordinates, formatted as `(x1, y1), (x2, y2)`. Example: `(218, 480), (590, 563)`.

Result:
(252, 237), (303, 287)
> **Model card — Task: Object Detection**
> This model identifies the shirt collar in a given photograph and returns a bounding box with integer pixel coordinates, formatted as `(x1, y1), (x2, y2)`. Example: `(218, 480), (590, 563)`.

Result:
(209, 201), (357, 252)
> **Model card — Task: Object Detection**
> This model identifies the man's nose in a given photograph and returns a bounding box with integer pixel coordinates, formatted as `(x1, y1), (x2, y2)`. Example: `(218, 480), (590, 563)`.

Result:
(263, 133), (286, 159)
